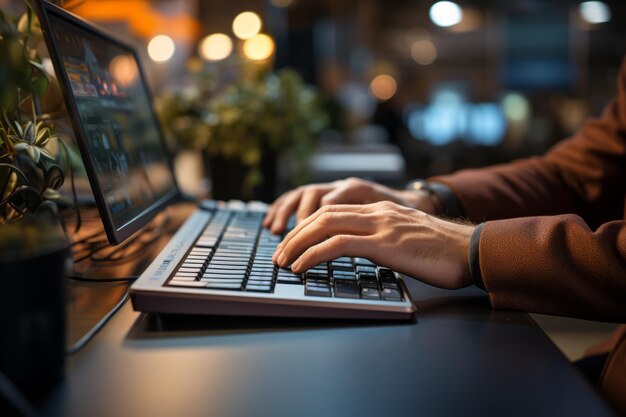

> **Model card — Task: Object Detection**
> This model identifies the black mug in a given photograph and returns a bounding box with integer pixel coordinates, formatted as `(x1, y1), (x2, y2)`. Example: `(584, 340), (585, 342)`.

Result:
(0, 243), (69, 389)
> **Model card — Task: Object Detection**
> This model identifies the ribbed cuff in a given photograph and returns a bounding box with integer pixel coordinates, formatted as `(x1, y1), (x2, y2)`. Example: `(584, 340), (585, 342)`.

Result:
(468, 223), (486, 291)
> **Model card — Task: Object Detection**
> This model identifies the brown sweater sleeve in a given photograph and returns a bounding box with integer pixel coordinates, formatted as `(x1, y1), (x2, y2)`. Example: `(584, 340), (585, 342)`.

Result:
(429, 60), (626, 322)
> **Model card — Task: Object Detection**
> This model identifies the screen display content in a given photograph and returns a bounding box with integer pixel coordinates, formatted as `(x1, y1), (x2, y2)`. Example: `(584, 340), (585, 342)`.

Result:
(48, 13), (176, 231)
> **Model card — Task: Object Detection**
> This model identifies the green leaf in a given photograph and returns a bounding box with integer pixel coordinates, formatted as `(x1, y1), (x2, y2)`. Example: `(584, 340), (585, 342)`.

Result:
(14, 142), (41, 163)
(31, 74), (49, 97)
(22, 120), (33, 143)
(35, 199), (59, 216)
(41, 188), (71, 206)
(28, 60), (47, 72)
(35, 125), (51, 147)
(40, 156), (64, 190)
(10, 185), (42, 213)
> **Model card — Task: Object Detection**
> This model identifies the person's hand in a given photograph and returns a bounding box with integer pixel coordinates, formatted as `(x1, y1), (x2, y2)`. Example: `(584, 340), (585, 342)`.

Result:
(263, 177), (437, 234)
(272, 201), (475, 290)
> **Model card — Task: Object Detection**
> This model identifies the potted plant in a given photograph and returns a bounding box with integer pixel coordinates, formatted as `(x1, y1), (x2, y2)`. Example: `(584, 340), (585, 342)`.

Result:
(0, 7), (72, 221)
(157, 63), (329, 201)
(0, 5), (71, 389)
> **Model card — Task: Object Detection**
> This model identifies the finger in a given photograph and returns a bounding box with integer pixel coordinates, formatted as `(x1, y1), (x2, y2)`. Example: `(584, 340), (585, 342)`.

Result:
(290, 235), (369, 273)
(274, 204), (370, 261)
(270, 189), (304, 235)
(262, 194), (285, 228)
(277, 212), (375, 267)
(319, 185), (352, 206)
(296, 187), (329, 224)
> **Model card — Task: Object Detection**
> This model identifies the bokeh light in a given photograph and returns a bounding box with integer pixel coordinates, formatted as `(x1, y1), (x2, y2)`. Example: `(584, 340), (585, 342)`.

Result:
(199, 33), (233, 61)
(232, 11), (262, 40)
(242, 34), (275, 61)
(109, 55), (138, 87)
(370, 74), (398, 101)
(411, 40), (438, 65)
(502, 93), (531, 122)
(429, 1), (463, 28)
(147, 35), (175, 62)
(579, 1), (611, 24)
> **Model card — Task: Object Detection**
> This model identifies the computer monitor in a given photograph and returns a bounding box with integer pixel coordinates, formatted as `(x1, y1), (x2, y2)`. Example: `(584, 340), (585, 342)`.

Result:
(35, 0), (180, 244)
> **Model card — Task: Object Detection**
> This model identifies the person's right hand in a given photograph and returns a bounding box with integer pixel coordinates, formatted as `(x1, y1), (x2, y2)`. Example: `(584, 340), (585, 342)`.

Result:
(263, 177), (438, 234)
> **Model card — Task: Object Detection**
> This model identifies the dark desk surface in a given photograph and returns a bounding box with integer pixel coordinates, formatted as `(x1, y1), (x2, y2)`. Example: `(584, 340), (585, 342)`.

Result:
(44, 276), (616, 417)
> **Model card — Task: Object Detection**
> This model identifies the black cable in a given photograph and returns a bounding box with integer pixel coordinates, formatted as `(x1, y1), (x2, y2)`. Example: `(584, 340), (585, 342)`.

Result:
(66, 289), (130, 355)
(66, 274), (139, 283)
(0, 370), (40, 417)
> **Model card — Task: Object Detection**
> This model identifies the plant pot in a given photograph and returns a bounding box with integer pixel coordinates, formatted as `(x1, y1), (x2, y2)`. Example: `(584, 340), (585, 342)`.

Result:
(204, 149), (277, 203)
(0, 239), (69, 389)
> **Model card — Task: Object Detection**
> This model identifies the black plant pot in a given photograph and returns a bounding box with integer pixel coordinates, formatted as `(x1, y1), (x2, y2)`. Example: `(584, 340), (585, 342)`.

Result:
(0, 244), (69, 389)
(205, 149), (277, 203)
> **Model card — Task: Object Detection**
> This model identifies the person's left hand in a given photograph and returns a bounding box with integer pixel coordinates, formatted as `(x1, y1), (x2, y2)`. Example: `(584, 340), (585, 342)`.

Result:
(272, 201), (476, 290)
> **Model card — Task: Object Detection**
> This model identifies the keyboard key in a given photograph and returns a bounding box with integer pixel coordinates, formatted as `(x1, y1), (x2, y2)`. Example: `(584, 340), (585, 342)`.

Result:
(330, 264), (353, 272)
(205, 282), (243, 290)
(186, 255), (209, 261)
(307, 278), (331, 286)
(358, 273), (378, 288)
(169, 280), (207, 288)
(306, 271), (330, 280)
(204, 269), (248, 276)
(172, 275), (197, 281)
(334, 281), (360, 299)
(379, 269), (399, 289)
(247, 279), (272, 286)
(277, 276), (303, 284)
(246, 284), (272, 292)
(355, 265), (377, 274)
(182, 262), (205, 268)
(360, 287), (381, 300)
(178, 267), (202, 273)
(334, 257), (353, 263)
(203, 278), (243, 284)
(202, 273), (246, 280)
(305, 284), (331, 297)
(209, 259), (250, 269)
(248, 274), (273, 281)
(353, 257), (375, 266)
(381, 288), (403, 301)
(332, 271), (357, 281)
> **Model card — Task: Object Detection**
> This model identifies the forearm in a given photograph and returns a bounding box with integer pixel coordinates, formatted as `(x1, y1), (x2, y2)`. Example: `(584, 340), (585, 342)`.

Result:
(477, 215), (626, 322)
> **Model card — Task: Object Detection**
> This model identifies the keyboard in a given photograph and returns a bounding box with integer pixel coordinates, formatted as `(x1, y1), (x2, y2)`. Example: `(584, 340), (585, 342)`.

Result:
(130, 202), (416, 320)
(167, 209), (406, 302)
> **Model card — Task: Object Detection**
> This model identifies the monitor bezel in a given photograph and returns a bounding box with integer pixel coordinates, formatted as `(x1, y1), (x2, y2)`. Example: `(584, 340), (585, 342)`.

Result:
(33, 0), (181, 245)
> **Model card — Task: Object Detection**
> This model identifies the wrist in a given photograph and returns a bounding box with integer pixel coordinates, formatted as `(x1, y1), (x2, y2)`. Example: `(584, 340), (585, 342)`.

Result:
(403, 180), (443, 214)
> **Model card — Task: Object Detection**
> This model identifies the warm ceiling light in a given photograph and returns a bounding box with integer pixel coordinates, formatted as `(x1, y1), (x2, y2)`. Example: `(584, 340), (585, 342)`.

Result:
(579, 1), (611, 24)
(429, 1), (463, 27)
(232, 11), (262, 40)
(411, 40), (437, 65)
(370, 74), (397, 101)
(199, 33), (233, 61)
(242, 33), (275, 61)
(271, 0), (294, 7)
(147, 34), (175, 62)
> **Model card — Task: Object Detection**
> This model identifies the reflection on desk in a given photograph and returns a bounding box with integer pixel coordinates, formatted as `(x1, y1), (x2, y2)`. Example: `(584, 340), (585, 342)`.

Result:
(48, 277), (617, 417)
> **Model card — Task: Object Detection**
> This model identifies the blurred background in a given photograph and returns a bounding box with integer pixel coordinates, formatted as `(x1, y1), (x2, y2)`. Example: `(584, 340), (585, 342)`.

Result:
(3, 0), (626, 197)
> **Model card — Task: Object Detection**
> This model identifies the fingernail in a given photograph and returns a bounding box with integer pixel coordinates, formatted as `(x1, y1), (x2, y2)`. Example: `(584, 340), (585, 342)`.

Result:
(291, 260), (301, 271)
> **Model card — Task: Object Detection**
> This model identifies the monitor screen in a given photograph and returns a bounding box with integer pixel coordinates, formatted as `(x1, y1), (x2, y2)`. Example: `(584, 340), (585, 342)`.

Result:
(43, 7), (178, 243)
